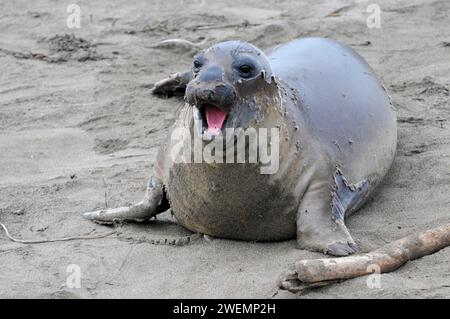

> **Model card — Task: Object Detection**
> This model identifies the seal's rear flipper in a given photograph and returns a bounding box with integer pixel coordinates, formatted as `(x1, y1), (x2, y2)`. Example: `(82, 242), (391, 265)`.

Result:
(332, 169), (369, 222)
(151, 71), (192, 97)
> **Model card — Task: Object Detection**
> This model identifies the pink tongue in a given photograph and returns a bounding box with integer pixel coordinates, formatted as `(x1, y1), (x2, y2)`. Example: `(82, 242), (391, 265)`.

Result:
(205, 106), (227, 135)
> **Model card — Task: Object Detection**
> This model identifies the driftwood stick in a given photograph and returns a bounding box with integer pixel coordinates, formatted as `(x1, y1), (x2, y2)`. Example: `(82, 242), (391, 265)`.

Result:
(279, 223), (450, 292)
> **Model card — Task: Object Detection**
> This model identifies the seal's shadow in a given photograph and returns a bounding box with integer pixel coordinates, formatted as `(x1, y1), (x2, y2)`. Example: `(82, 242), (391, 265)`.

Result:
(115, 210), (195, 244)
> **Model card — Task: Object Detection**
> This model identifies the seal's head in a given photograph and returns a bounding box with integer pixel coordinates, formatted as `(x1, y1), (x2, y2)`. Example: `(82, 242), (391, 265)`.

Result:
(185, 41), (279, 140)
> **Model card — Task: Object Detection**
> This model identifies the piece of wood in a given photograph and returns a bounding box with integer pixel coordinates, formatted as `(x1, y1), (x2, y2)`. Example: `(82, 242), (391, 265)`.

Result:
(279, 223), (450, 292)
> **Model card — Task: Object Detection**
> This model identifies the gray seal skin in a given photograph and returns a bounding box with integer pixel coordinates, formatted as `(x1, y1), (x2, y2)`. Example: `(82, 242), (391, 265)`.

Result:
(84, 38), (397, 256)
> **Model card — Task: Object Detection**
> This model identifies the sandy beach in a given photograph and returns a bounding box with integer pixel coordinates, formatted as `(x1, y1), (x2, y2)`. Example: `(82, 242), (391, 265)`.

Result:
(0, 0), (449, 298)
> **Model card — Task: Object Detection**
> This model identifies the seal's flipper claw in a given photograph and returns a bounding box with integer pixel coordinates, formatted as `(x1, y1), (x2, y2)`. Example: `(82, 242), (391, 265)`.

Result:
(83, 211), (115, 225)
(327, 240), (358, 256)
(151, 71), (192, 97)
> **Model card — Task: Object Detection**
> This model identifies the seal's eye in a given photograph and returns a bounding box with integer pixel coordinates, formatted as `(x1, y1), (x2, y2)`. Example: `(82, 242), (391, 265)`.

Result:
(238, 64), (253, 76)
(193, 60), (203, 73)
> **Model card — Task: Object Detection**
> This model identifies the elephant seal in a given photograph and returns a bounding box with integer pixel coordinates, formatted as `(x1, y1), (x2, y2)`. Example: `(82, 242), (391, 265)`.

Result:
(83, 38), (397, 256)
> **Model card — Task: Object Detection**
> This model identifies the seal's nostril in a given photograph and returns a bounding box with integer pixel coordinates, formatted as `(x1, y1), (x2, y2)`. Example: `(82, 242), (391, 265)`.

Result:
(207, 90), (214, 101)
(191, 84), (238, 112)
(196, 88), (215, 104)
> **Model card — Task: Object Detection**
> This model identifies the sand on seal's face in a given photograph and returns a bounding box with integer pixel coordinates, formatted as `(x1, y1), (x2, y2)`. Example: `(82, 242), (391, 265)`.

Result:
(0, 0), (449, 299)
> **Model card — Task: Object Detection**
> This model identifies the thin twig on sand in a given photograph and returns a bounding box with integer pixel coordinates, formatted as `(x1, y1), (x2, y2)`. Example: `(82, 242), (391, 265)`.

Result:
(0, 222), (117, 244)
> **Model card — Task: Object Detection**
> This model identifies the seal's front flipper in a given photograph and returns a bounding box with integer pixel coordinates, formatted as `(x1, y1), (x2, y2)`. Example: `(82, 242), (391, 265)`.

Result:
(322, 170), (368, 256)
(332, 170), (369, 221)
(83, 176), (169, 224)
(151, 71), (192, 97)
(296, 176), (359, 256)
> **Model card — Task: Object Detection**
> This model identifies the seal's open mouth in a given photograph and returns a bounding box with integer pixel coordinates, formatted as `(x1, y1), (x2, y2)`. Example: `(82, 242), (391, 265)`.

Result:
(204, 105), (228, 135)
(194, 105), (228, 137)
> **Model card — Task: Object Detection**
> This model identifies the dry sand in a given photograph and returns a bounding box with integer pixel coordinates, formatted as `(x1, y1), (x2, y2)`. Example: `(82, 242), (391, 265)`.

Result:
(0, 0), (449, 298)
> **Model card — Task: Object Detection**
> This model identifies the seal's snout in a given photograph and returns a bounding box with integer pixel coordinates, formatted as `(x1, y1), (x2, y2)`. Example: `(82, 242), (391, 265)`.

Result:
(195, 88), (216, 105)
(186, 80), (237, 136)
(192, 85), (236, 111)
(191, 85), (235, 136)
(187, 64), (236, 112)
